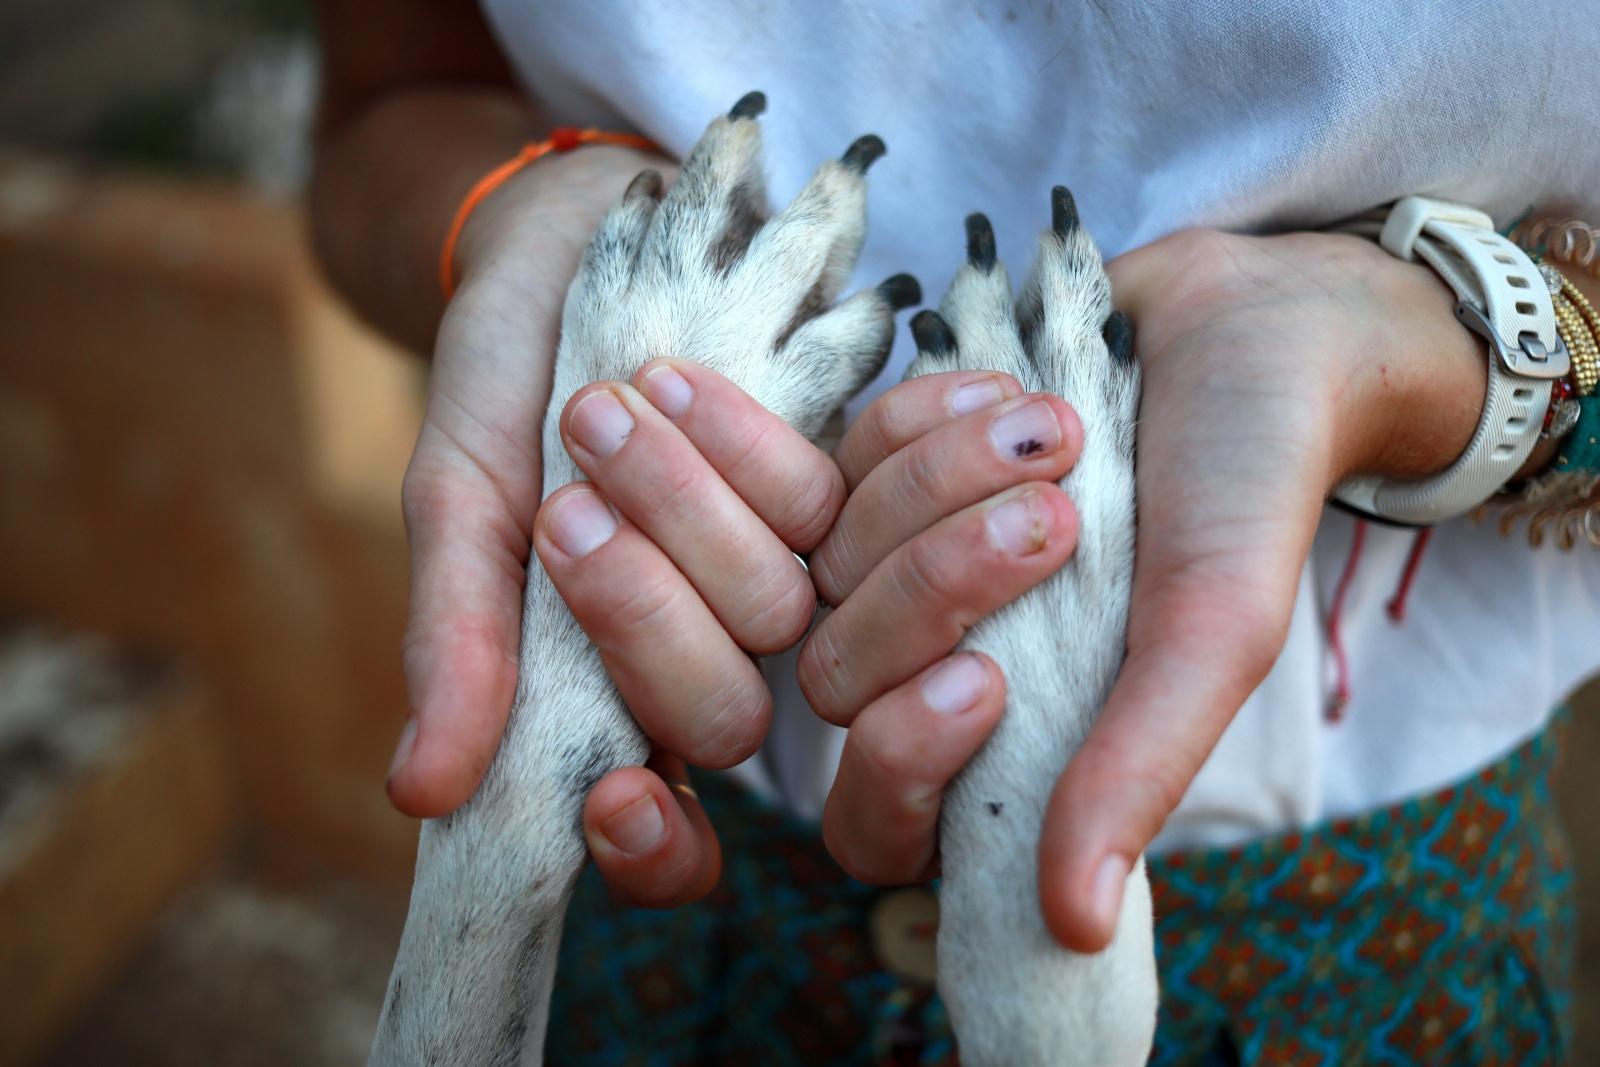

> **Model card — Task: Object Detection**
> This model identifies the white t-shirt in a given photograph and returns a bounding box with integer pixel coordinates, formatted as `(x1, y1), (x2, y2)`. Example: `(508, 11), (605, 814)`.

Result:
(481, 0), (1600, 851)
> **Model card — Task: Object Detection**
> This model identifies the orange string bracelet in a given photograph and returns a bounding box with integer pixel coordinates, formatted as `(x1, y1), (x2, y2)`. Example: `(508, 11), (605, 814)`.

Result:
(438, 126), (660, 300)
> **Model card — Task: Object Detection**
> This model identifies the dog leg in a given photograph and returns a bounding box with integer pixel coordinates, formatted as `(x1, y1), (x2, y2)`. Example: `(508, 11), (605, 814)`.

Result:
(908, 193), (1157, 1067)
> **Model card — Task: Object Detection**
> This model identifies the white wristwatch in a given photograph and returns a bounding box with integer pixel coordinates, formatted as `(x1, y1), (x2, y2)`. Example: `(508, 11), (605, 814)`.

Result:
(1333, 196), (1571, 525)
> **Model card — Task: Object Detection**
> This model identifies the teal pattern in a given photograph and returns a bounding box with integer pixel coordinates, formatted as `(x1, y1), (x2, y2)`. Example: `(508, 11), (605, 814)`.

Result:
(546, 720), (1573, 1065)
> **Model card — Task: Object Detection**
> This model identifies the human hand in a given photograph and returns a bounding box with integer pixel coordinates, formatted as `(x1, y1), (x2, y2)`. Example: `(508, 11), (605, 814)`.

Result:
(536, 360), (845, 905)
(795, 363), (1085, 883)
(1038, 229), (1490, 950)
(389, 143), (666, 814)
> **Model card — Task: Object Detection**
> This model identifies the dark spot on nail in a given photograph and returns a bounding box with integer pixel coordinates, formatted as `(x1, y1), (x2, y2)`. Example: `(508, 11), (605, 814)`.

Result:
(1050, 185), (1079, 237)
(911, 310), (957, 357)
(728, 91), (766, 120)
(965, 213), (996, 270)
(1102, 309), (1135, 363)
(877, 273), (922, 310)
(624, 168), (663, 201)
(1014, 439), (1046, 457)
(987, 801), (1004, 817)
(841, 134), (887, 174)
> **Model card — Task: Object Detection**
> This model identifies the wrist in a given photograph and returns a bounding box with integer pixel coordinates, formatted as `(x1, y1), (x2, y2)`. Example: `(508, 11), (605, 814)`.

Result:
(455, 143), (672, 292)
(1333, 249), (1488, 482)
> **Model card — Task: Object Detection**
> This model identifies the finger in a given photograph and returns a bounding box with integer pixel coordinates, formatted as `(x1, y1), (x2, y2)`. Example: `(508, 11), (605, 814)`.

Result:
(811, 393), (1082, 604)
(833, 370), (1023, 490)
(798, 483), (1078, 726)
(584, 752), (722, 908)
(1038, 569), (1298, 953)
(562, 382), (814, 655)
(634, 359), (846, 552)
(535, 483), (771, 767)
(823, 654), (1005, 884)
(390, 425), (532, 818)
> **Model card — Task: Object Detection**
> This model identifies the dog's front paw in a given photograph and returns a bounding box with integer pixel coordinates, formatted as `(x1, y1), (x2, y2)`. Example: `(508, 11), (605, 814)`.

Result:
(911, 189), (1154, 1067)
(551, 92), (918, 453)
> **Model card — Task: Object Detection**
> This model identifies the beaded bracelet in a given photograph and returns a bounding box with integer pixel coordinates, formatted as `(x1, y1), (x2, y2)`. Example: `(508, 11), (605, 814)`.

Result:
(1478, 234), (1600, 547)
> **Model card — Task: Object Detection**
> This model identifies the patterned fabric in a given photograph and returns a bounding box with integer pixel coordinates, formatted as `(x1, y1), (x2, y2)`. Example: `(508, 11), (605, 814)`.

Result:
(546, 721), (1574, 1066)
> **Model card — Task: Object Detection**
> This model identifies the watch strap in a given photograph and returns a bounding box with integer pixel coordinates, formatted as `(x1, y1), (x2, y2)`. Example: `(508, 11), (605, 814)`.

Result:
(1333, 198), (1564, 524)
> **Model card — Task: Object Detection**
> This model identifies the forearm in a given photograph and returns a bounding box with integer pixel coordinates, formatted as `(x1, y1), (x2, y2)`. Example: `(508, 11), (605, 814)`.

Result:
(310, 88), (536, 352)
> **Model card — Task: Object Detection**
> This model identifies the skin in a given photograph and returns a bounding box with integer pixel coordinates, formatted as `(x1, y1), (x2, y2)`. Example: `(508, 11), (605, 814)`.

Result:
(311, 0), (1590, 932)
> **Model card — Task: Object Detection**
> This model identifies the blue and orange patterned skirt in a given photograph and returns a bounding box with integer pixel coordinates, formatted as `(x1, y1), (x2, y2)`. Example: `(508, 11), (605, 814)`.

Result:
(547, 721), (1575, 1065)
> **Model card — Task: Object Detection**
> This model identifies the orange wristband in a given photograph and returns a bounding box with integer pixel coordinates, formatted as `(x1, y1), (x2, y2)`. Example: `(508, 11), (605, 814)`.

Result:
(438, 126), (660, 300)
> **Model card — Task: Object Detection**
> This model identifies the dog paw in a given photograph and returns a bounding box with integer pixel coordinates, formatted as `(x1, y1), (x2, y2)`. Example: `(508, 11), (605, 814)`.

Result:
(914, 190), (1153, 1066)
(908, 187), (1138, 583)
(552, 92), (917, 447)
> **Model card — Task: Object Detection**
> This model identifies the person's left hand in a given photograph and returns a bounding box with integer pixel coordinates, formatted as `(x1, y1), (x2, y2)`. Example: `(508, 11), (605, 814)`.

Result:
(799, 229), (1499, 949)
(1038, 229), (1496, 950)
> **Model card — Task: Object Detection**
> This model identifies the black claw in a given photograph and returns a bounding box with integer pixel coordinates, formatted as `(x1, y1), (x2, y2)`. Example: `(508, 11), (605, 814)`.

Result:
(728, 91), (767, 120)
(910, 310), (957, 356)
(964, 213), (996, 271)
(624, 169), (664, 201)
(1102, 310), (1135, 363)
(840, 134), (887, 174)
(1050, 185), (1079, 237)
(877, 273), (922, 311)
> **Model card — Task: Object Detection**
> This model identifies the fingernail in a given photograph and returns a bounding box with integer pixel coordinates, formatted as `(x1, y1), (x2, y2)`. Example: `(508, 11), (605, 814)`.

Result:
(921, 654), (989, 714)
(639, 365), (694, 418)
(570, 389), (635, 457)
(387, 717), (418, 782)
(600, 794), (666, 855)
(989, 400), (1061, 460)
(1090, 854), (1131, 932)
(546, 489), (618, 557)
(985, 491), (1051, 555)
(949, 377), (1006, 417)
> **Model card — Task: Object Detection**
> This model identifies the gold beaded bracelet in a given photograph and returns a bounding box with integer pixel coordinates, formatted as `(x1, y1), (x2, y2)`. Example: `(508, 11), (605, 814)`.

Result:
(1553, 277), (1600, 396)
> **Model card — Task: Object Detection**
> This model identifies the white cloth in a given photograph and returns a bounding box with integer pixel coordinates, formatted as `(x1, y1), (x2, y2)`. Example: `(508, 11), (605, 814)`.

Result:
(481, 0), (1600, 850)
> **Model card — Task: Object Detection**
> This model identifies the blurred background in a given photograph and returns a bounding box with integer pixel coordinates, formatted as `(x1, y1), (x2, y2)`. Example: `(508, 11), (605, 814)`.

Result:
(0, 2), (1593, 1064)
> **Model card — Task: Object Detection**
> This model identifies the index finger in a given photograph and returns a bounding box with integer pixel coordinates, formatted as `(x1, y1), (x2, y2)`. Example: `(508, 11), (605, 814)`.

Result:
(833, 369), (1023, 490)
(633, 359), (846, 552)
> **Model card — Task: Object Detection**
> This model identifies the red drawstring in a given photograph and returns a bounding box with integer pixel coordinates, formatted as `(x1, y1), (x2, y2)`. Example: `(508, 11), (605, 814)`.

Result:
(1385, 527), (1433, 622)
(1323, 522), (1435, 722)
(1324, 519), (1367, 722)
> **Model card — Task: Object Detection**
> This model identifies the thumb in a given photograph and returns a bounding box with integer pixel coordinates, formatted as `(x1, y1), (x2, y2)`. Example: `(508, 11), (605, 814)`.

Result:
(389, 426), (533, 817)
(1038, 560), (1300, 952)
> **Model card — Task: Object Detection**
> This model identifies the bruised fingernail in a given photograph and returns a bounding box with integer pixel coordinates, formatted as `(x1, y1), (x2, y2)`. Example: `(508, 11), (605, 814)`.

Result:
(989, 400), (1061, 460)
(985, 491), (1050, 555)
(1090, 854), (1131, 933)
(546, 488), (618, 557)
(387, 717), (418, 783)
(570, 389), (634, 457)
(922, 654), (989, 714)
(949, 377), (1006, 417)
(640, 365), (694, 418)
(600, 794), (666, 855)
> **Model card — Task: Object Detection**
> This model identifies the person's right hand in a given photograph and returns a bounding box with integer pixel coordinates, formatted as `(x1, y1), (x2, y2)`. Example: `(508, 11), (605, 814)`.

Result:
(796, 366), (1086, 883)
(389, 143), (856, 909)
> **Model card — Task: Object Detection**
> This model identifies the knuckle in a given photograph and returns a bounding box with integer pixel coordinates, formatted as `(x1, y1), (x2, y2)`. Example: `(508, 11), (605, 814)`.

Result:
(773, 466), (846, 552)
(602, 571), (684, 634)
(797, 625), (852, 725)
(689, 673), (771, 767)
(896, 534), (964, 612)
(733, 566), (816, 656)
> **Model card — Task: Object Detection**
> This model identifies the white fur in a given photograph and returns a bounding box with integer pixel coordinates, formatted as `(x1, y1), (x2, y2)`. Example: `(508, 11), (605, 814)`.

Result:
(369, 106), (899, 1067)
(906, 219), (1157, 1065)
